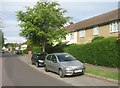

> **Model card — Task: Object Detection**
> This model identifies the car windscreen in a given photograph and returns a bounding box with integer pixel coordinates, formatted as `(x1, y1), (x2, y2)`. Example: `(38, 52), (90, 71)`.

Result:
(57, 54), (76, 62)
(36, 54), (47, 60)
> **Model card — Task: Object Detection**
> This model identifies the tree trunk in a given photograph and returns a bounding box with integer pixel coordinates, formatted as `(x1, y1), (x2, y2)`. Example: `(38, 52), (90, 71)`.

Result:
(41, 43), (46, 52)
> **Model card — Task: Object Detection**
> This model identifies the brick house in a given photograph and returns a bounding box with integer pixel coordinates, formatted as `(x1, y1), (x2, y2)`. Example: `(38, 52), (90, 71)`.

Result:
(64, 9), (119, 44)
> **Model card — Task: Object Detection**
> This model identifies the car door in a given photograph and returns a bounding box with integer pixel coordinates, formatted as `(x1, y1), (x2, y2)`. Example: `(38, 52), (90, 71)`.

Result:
(45, 55), (52, 71)
(50, 55), (59, 73)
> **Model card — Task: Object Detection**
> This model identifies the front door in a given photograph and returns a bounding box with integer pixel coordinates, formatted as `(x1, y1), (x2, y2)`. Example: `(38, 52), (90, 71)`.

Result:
(50, 55), (59, 73)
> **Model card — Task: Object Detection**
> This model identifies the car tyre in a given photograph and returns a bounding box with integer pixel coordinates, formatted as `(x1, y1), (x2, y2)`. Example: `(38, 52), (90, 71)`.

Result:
(44, 65), (49, 72)
(31, 60), (34, 65)
(82, 68), (85, 75)
(36, 62), (39, 67)
(59, 69), (64, 78)
(31, 62), (34, 65)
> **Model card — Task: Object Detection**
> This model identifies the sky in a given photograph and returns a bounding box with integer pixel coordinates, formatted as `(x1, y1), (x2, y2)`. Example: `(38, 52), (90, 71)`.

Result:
(1, 0), (119, 44)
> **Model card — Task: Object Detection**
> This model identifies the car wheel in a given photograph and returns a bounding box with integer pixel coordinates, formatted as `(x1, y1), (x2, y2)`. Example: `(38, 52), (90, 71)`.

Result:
(44, 65), (49, 72)
(31, 61), (34, 65)
(36, 62), (39, 67)
(31, 62), (34, 65)
(82, 69), (85, 75)
(59, 69), (64, 78)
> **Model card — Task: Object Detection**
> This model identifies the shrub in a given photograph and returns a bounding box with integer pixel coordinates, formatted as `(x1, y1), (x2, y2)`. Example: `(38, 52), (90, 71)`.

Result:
(46, 43), (67, 53)
(32, 46), (41, 53)
(92, 36), (104, 42)
(64, 37), (119, 67)
(23, 49), (28, 54)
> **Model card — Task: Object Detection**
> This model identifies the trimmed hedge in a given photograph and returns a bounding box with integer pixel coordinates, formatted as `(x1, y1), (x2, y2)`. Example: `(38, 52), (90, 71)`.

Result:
(92, 36), (104, 42)
(64, 37), (119, 67)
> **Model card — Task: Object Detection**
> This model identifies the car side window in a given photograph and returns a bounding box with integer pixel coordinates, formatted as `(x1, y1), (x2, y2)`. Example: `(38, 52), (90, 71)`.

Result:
(46, 55), (52, 61)
(51, 55), (57, 63)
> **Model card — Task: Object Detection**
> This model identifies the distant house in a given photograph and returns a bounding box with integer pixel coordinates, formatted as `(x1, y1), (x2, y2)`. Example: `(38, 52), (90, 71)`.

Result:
(20, 44), (27, 51)
(65, 9), (119, 44)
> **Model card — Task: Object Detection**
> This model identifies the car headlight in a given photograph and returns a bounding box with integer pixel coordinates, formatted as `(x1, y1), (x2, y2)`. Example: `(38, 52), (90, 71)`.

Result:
(38, 60), (44, 63)
(65, 67), (73, 71)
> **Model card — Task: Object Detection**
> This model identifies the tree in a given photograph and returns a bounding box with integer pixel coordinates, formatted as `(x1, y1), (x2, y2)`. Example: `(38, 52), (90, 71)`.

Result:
(0, 30), (4, 49)
(16, 1), (71, 52)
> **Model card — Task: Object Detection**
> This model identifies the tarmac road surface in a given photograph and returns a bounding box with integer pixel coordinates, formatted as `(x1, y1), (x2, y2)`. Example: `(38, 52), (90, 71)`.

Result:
(1, 53), (118, 88)
(2, 53), (71, 86)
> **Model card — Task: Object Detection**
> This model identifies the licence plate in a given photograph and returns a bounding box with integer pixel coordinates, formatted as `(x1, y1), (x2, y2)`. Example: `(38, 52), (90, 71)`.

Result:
(74, 70), (82, 73)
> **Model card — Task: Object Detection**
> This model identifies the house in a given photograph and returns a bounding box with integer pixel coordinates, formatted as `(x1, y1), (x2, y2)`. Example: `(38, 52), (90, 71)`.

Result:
(62, 32), (77, 44)
(20, 44), (27, 51)
(65, 9), (119, 44)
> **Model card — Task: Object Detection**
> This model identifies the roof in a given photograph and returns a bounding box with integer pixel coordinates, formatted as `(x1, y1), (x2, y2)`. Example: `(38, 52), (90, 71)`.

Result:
(65, 9), (119, 32)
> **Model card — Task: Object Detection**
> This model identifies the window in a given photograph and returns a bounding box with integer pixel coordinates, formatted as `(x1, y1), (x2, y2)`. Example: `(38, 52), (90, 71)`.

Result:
(110, 22), (118, 33)
(70, 33), (74, 39)
(79, 30), (85, 38)
(51, 55), (57, 63)
(46, 55), (52, 61)
(93, 27), (99, 35)
(62, 37), (66, 40)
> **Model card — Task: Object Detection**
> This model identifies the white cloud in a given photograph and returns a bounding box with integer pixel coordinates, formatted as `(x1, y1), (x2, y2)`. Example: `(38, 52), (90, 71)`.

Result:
(59, 0), (119, 2)
(2, 2), (35, 13)
(2, 0), (119, 3)
(4, 20), (18, 26)
(5, 36), (26, 44)
(2, 0), (39, 3)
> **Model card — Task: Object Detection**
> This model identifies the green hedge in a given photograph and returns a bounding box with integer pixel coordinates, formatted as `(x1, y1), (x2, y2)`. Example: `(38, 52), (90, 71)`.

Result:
(32, 46), (41, 53)
(92, 36), (104, 42)
(64, 37), (119, 67)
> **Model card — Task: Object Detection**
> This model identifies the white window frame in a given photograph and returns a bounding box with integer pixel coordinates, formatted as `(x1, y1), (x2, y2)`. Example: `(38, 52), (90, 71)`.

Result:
(79, 30), (85, 38)
(93, 26), (99, 35)
(110, 22), (118, 33)
(70, 32), (74, 39)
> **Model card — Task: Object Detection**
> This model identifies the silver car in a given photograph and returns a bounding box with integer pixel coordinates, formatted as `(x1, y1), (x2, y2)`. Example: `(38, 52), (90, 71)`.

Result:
(44, 53), (85, 78)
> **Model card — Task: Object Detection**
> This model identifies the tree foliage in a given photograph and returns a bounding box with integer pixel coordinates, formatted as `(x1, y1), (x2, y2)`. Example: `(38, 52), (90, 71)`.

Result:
(16, 1), (71, 52)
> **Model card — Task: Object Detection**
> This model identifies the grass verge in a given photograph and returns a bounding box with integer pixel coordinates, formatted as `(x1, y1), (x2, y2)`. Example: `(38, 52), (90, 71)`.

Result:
(86, 67), (119, 80)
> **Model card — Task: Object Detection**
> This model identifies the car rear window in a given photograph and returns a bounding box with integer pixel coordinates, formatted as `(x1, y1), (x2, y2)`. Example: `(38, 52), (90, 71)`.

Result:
(36, 53), (47, 60)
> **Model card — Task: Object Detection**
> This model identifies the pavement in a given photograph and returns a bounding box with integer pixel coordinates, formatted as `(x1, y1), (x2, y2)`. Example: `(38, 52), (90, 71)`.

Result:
(18, 54), (118, 86)
(85, 63), (118, 73)
(21, 54), (118, 73)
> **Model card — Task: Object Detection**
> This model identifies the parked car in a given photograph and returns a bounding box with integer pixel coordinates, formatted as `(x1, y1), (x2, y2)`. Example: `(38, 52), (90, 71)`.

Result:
(31, 52), (47, 67)
(44, 53), (85, 78)
(15, 50), (22, 54)
(0, 50), (5, 53)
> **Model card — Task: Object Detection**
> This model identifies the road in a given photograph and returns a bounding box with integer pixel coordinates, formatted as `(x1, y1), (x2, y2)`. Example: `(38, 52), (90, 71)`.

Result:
(0, 53), (2, 87)
(2, 53), (71, 86)
(1, 53), (118, 87)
